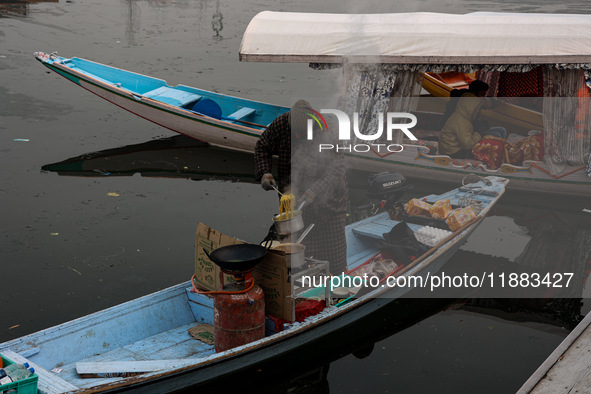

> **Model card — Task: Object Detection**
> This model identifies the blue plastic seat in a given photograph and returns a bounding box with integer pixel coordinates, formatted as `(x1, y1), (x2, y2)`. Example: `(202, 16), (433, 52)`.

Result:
(191, 98), (222, 120)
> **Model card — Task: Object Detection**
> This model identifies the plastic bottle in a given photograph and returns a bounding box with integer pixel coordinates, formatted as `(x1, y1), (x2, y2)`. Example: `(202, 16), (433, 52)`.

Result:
(0, 362), (29, 376)
(0, 367), (34, 385)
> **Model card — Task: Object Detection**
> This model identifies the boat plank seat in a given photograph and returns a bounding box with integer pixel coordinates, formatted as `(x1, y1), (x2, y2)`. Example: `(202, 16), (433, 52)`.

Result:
(142, 86), (202, 107)
(227, 107), (256, 121)
(1, 350), (80, 394)
(76, 359), (195, 378)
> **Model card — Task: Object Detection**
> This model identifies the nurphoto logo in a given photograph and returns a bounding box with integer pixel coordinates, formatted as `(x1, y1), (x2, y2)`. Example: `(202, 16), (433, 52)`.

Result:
(306, 109), (418, 153)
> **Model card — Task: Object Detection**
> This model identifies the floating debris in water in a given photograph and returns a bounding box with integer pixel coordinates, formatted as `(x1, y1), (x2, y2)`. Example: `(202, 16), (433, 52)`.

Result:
(107, 192), (120, 197)
(67, 267), (82, 275)
(13, 139), (29, 142)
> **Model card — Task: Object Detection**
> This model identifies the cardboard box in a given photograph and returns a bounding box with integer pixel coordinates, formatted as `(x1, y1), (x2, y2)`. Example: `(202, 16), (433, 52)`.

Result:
(252, 249), (293, 322)
(194, 222), (294, 321)
(194, 222), (242, 291)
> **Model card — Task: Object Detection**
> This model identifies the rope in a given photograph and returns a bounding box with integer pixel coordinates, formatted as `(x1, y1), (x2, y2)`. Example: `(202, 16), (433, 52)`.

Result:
(459, 174), (489, 213)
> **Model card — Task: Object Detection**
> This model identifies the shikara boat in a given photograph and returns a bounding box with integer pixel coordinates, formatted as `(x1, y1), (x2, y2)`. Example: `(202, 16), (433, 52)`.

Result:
(239, 11), (591, 196)
(33, 50), (590, 196)
(0, 176), (508, 393)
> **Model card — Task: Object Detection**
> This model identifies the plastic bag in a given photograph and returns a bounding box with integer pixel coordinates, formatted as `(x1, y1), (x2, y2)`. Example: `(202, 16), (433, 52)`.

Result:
(406, 198), (432, 216)
(368, 256), (398, 279)
(445, 206), (476, 231)
(429, 199), (452, 219)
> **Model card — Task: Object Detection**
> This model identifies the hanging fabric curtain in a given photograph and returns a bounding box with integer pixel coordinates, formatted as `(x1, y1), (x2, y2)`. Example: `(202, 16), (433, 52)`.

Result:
(329, 62), (591, 173)
(543, 68), (591, 175)
(340, 64), (423, 145)
(475, 70), (500, 98)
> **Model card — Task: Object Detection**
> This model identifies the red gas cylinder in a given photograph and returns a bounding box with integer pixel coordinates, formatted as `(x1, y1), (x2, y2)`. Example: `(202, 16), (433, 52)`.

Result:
(213, 280), (265, 352)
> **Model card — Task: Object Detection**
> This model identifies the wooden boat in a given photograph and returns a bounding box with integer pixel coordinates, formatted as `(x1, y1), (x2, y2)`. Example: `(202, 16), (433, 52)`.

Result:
(33, 52), (289, 153)
(0, 176), (508, 393)
(239, 12), (591, 196)
(421, 71), (544, 132)
(33, 52), (589, 196)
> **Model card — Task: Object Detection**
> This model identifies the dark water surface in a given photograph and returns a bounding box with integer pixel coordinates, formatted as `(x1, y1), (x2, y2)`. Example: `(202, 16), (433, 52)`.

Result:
(2, 1), (591, 393)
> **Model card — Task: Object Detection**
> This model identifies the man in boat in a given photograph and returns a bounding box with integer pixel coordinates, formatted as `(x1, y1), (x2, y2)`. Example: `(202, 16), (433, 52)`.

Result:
(439, 80), (506, 159)
(255, 100), (349, 275)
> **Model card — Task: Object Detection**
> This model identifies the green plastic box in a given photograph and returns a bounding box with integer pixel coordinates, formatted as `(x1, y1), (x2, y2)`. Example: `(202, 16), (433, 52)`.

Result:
(0, 353), (39, 394)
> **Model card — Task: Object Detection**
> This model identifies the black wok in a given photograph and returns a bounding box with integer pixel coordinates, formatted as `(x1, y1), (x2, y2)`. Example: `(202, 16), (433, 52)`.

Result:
(203, 243), (268, 273)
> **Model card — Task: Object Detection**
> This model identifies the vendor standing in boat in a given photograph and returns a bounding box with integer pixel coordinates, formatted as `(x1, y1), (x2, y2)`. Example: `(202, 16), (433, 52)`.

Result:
(255, 100), (349, 275)
(439, 80), (506, 159)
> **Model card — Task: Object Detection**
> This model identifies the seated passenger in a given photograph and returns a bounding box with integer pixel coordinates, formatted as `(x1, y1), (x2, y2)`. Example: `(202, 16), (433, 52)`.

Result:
(439, 80), (506, 159)
(439, 92), (485, 159)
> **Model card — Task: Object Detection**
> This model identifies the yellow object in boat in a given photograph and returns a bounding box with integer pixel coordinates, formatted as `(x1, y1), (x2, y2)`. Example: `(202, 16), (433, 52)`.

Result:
(280, 194), (295, 219)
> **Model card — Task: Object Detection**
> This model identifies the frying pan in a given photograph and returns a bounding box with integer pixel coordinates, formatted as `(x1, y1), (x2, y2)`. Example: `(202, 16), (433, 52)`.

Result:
(203, 243), (268, 273)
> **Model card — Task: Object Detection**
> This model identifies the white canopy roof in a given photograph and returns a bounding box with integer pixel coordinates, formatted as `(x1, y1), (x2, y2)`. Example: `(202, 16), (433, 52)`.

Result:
(239, 11), (591, 64)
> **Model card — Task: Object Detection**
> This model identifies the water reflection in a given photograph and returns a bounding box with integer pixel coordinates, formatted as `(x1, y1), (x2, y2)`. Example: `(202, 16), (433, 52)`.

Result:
(212, 0), (223, 39)
(460, 298), (583, 330)
(173, 295), (580, 393)
(123, 0), (141, 46)
(0, 0), (57, 17)
(436, 219), (591, 300)
(175, 297), (457, 394)
(41, 135), (257, 183)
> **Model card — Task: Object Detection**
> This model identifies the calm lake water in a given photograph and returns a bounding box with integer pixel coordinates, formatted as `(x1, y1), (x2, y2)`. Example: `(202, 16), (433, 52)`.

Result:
(2, 0), (591, 392)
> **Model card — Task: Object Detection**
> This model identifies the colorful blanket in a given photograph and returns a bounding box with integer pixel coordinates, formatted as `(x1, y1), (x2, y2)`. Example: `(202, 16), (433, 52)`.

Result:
(472, 137), (505, 169)
(505, 133), (545, 164)
(472, 134), (545, 169)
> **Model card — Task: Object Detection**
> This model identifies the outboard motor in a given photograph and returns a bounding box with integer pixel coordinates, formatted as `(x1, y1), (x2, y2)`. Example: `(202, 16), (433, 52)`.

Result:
(367, 172), (412, 203)
(366, 172), (413, 207)
(366, 172), (449, 230)
(354, 172), (413, 220)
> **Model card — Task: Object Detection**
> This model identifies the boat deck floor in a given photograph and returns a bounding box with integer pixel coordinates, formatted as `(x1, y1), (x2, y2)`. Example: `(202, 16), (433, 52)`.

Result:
(60, 322), (213, 388)
(519, 311), (591, 393)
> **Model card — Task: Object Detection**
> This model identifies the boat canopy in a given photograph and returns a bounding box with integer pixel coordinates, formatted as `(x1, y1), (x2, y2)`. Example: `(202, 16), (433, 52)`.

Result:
(239, 11), (591, 67)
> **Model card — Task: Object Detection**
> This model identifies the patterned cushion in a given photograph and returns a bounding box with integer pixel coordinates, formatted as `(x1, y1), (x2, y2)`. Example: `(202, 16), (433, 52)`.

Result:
(504, 134), (545, 165)
(473, 138), (505, 170)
